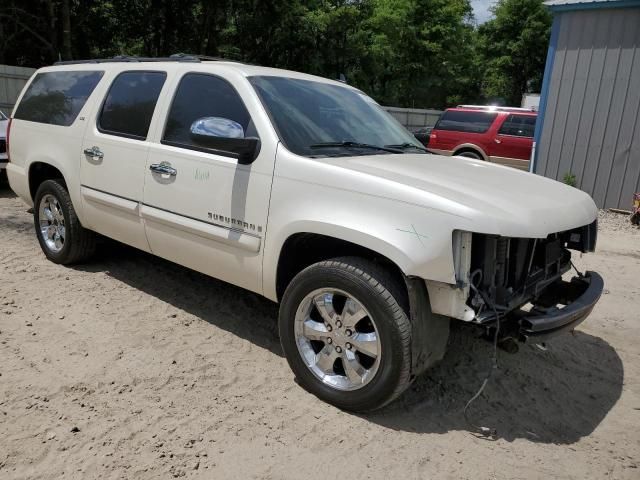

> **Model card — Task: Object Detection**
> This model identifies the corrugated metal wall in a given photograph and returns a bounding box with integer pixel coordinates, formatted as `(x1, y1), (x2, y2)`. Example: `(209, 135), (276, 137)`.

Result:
(0, 65), (36, 113)
(536, 8), (640, 209)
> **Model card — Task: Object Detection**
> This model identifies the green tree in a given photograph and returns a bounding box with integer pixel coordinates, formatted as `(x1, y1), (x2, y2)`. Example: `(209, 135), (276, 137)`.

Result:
(0, 0), (550, 111)
(348, 0), (479, 108)
(477, 0), (551, 106)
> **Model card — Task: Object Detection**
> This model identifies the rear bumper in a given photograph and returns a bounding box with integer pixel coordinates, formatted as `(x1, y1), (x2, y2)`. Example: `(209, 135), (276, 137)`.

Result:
(519, 271), (604, 342)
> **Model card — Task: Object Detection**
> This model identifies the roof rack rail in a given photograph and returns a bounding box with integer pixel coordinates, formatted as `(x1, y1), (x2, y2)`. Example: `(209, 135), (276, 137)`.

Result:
(53, 53), (245, 66)
(54, 55), (202, 65)
(457, 104), (537, 113)
(170, 53), (239, 62)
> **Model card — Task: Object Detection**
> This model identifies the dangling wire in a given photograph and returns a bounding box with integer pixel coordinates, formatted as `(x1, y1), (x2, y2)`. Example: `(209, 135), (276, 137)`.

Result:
(464, 284), (500, 437)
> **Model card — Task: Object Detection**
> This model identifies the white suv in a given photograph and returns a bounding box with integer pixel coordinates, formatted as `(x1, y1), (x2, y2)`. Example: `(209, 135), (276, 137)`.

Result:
(6, 56), (603, 411)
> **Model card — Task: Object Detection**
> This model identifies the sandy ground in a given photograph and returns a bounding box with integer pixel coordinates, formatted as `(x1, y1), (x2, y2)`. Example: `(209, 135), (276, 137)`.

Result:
(1, 181), (639, 480)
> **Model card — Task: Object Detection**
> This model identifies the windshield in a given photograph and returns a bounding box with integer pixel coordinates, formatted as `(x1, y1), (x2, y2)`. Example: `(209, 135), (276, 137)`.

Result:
(249, 76), (423, 157)
(0, 110), (7, 120)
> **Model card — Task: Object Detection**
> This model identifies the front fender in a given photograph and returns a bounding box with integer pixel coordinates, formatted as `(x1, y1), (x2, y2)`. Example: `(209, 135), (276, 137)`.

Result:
(262, 174), (459, 301)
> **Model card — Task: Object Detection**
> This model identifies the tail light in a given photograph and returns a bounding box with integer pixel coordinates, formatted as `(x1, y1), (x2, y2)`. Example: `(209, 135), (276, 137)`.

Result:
(6, 118), (11, 162)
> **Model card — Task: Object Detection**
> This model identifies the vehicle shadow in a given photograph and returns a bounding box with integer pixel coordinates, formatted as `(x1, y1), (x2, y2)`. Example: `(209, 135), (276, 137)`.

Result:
(367, 325), (624, 444)
(75, 241), (624, 445)
(0, 178), (17, 198)
(76, 240), (284, 357)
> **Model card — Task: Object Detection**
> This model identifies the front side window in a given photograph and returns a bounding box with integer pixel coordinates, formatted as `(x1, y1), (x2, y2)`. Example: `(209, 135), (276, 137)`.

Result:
(98, 71), (166, 140)
(498, 114), (536, 137)
(14, 71), (104, 126)
(435, 110), (497, 134)
(163, 73), (255, 153)
(249, 76), (422, 157)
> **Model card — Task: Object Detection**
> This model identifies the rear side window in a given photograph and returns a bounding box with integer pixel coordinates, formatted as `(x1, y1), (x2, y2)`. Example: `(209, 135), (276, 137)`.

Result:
(98, 71), (166, 140)
(14, 71), (103, 126)
(435, 110), (497, 134)
(498, 114), (536, 137)
(163, 73), (254, 151)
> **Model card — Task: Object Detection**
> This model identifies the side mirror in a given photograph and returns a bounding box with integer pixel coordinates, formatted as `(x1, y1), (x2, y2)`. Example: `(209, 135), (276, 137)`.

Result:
(190, 117), (260, 165)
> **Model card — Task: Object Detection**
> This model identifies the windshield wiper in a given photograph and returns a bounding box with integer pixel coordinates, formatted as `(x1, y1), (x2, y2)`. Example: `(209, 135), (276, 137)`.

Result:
(310, 141), (403, 154)
(384, 142), (430, 153)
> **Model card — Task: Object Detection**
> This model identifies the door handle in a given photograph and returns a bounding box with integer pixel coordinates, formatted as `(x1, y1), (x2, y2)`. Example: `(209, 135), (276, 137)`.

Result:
(83, 146), (104, 159)
(149, 163), (177, 176)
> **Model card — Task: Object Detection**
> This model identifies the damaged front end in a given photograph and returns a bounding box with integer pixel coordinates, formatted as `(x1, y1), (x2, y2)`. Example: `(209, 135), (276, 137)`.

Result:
(446, 220), (603, 343)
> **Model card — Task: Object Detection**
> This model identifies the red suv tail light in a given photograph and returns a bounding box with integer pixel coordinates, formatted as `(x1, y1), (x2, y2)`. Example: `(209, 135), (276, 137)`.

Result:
(6, 118), (11, 162)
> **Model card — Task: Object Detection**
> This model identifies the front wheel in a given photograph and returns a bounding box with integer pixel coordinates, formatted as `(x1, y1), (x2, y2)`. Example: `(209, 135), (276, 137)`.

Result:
(279, 257), (412, 411)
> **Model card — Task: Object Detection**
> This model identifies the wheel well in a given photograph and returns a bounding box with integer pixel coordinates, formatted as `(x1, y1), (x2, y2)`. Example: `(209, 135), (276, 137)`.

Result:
(29, 163), (66, 199)
(453, 147), (484, 159)
(276, 233), (407, 303)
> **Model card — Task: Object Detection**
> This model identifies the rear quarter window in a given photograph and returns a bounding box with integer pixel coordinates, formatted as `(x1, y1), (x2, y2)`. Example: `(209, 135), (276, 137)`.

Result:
(14, 71), (104, 126)
(435, 111), (497, 134)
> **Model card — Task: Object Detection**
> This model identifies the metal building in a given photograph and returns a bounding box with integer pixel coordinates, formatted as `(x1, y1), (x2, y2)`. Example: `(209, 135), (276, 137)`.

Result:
(533, 0), (640, 209)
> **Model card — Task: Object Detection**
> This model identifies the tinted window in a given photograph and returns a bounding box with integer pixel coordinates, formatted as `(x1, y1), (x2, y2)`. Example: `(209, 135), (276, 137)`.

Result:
(435, 110), (497, 134)
(98, 71), (166, 139)
(14, 71), (103, 126)
(163, 73), (254, 150)
(498, 114), (536, 137)
(249, 76), (420, 157)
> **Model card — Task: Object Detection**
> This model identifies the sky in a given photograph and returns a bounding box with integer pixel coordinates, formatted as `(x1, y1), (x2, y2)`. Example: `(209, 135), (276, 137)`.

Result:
(471, 0), (495, 24)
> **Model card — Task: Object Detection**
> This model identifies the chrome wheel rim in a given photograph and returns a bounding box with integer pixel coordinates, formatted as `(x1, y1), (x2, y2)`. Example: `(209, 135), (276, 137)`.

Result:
(38, 194), (65, 253)
(294, 288), (381, 391)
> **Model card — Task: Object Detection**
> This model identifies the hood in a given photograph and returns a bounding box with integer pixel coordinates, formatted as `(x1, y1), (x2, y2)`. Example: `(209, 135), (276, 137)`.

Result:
(322, 153), (598, 238)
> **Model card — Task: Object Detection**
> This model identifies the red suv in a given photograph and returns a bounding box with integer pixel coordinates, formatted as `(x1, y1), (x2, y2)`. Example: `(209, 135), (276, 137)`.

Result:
(428, 105), (537, 170)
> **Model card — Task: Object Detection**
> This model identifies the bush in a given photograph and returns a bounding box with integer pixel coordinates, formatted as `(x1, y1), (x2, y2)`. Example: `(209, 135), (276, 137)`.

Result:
(563, 172), (577, 187)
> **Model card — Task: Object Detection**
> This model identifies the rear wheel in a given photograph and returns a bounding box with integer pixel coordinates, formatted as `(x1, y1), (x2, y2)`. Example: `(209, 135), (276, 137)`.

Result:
(34, 179), (96, 264)
(279, 257), (412, 411)
(456, 150), (482, 160)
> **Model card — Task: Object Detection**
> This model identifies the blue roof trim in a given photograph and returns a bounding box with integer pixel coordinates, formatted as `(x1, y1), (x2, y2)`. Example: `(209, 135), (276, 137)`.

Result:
(547, 0), (640, 11)
(531, 15), (561, 173)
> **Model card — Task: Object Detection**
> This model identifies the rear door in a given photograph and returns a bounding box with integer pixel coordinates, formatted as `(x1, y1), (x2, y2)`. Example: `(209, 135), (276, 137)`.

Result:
(489, 114), (536, 170)
(80, 70), (167, 251)
(141, 71), (276, 293)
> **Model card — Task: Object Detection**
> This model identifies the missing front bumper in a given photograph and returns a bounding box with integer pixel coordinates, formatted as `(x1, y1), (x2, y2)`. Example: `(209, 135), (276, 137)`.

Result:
(518, 271), (604, 342)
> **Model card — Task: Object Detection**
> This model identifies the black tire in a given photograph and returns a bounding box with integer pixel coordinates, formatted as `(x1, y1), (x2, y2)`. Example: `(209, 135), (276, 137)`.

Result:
(279, 257), (412, 412)
(34, 179), (96, 264)
(456, 150), (482, 160)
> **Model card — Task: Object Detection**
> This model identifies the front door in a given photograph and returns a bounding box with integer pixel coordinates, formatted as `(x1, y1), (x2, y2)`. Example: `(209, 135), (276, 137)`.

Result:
(80, 70), (168, 251)
(141, 72), (276, 293)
